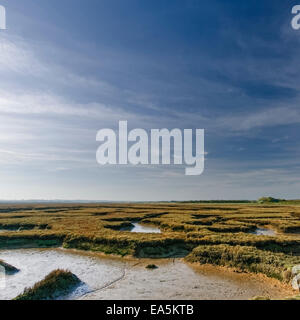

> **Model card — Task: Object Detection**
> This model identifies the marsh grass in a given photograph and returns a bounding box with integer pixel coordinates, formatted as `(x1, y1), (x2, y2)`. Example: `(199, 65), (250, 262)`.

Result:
(186, 244), (299, 281)
(0, 202), (299, 281)
(14, 269), (81, 300)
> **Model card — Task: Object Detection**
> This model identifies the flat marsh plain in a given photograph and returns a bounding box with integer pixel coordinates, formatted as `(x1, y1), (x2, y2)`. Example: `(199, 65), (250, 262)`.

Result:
(0, 202), (300, 288)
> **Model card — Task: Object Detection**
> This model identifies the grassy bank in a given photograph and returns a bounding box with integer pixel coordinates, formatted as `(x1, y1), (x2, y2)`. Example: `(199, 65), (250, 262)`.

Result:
(14, 269), (81, 300)
(185, 244), (300, 281)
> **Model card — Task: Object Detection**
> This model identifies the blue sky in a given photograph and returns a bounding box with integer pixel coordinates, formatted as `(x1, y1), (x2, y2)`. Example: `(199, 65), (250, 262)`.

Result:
(0, 0), (300, 200)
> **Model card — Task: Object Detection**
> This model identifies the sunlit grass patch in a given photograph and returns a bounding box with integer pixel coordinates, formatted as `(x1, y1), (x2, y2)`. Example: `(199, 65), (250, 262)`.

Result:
(186, 244), (300, 281)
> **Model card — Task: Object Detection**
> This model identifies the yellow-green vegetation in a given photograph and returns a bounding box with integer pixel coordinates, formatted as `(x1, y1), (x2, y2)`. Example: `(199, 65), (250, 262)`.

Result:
(0, 202), (299, 282)
(0, 259), (19, 274)
(286, 295), (300, 300)
(14, 269), (81, 300)
(186, 244), (299, 281)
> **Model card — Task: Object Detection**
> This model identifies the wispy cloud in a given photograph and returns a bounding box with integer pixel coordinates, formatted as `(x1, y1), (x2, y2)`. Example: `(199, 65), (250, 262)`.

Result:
(0, 1), (299, 200)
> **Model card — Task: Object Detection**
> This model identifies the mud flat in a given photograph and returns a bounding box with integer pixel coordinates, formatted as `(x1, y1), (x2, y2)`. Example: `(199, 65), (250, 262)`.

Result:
(0, 249), (125, 300)
(0, 248), (294, 300)
(82, 259), (293, 300)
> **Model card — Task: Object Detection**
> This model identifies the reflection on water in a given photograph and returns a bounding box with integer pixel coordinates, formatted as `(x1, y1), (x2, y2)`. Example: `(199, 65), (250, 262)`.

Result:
(130, 223), (161, 233)
(250, 227), (276, 236)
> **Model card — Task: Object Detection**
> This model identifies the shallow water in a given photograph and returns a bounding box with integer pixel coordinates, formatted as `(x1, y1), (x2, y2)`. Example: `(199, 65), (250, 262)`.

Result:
(250, 227), (276, 236)
(0, 249), (126, 300)
(130, 223), (161, 233)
